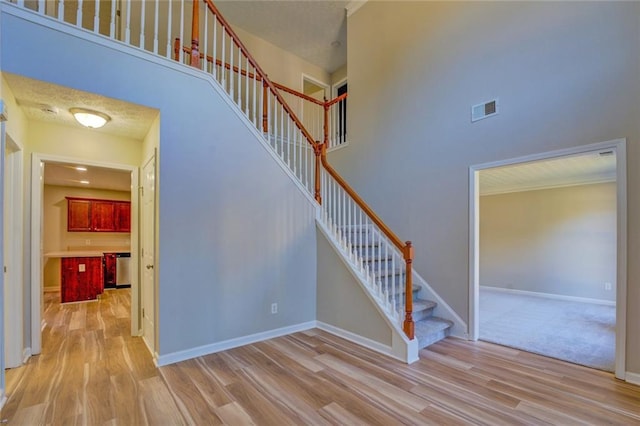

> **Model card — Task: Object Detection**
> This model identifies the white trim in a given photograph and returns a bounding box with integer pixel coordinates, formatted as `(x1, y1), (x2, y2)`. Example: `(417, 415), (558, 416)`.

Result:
(316, 321), (400, 361)
(480, 176), (617, 197)
(346, 0), (368, 17)
(301, 74), (329, 97)
(3, 134), (24, 369)
(156, 321), (316, 367)
(0, 394), (6, 411)
(22, 347), (31, 364)
(469, 138), (627, 380)
(31, 154), (139, 355)
(625, 372), (640, 386)
(481, 286), (616, 307)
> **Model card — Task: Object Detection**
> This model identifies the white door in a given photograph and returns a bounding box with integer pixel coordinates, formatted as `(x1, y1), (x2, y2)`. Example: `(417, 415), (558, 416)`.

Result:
(141, 155), (156, 353)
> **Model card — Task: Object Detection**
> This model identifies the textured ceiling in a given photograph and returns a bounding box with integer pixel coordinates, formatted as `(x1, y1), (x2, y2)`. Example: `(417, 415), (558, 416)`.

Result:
(4, 73), (155, 191)
(45, 162), (132, 192)
(216, 0), (349, 73)
(479, 151), (617, 196)
(4, 73), (158, 140)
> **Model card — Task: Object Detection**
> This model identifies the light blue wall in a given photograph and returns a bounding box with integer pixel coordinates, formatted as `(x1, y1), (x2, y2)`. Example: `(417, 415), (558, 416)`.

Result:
(1, 9), (317, 356)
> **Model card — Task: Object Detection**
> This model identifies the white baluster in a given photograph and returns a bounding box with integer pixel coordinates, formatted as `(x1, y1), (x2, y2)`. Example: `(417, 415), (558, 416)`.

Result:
(38, 0), (44, 14)
(221, 31), (226, 85)
(252, 68), (257, 127)
(229, 41), (234, 97)
(165, 0), (171, 57)
(140, 0), (146, 49)
(212, 15), (218, 78)
(93, 0), (99, 32)
(125, 0), (131, 43)
(202, 8), (208, 71)
(109, 0), (116, 38)
(245, 58), (249, 115)
(236, 45), (242, 105)
(178, 0), (184, 62)
(76, 0), (83, 27)
(391, 251), (397, 316)
(58, 0), (64, 21)
(17, 0), (25, 7)
(153, 0), (159, 53)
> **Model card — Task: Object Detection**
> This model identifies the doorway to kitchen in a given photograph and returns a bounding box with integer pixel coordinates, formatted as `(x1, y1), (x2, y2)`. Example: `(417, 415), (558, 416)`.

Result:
(30, 154), (139, 355)
(469, 139), (627, 379)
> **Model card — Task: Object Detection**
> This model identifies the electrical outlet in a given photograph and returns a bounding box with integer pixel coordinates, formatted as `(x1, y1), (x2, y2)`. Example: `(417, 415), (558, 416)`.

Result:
(604, 282), (612, 291)
(271, 303), (278, 314)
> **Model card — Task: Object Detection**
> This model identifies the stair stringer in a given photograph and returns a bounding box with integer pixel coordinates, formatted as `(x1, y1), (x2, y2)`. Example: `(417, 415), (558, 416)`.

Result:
(316, 217), (419, 364)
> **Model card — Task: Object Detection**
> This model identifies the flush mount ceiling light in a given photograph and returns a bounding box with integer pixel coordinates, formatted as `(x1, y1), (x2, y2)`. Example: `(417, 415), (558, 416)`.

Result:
(69, 108), (111, 129)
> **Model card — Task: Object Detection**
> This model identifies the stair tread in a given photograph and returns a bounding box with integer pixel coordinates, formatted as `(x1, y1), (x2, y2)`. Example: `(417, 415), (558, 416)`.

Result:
(414, 317), (453, 336)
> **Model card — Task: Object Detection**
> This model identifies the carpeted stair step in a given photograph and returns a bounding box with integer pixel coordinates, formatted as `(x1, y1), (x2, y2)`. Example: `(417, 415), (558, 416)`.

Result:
(409, 299), (436, 322)
(415, 317), (453, 349)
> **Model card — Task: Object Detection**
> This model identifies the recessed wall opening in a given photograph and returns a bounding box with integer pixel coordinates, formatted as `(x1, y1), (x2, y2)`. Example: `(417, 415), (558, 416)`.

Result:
(469, 140), (627, 379)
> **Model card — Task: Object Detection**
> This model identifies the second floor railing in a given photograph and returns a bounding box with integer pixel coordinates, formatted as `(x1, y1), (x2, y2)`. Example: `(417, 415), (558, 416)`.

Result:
(10, 0), (415, 340)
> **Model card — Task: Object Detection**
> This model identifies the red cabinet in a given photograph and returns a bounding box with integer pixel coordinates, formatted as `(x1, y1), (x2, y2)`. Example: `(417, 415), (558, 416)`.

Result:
(61, 257), (103, 303)
(91, 201), (116, 231)
(114, 202), (131, 232)
(103, 253), (117, 288)
(67, 197), (130, 232)
(67, 199), (92, 231)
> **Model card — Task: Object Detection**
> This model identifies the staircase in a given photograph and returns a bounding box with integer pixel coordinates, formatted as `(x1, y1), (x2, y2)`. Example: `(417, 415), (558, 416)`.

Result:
(7, 0), (460, 362)
(353, 227), (453, 350)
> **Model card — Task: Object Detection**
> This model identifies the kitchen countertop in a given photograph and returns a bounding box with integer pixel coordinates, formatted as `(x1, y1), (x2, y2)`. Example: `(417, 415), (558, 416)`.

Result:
(44, 249), (131, 258)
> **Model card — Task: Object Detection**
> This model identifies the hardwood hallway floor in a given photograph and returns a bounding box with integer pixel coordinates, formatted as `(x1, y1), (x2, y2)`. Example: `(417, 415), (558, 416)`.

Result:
(2, 289), (640, 425)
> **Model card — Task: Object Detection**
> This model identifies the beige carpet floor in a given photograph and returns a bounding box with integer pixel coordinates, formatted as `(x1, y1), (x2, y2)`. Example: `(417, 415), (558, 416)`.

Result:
(479, 288), (615, 371)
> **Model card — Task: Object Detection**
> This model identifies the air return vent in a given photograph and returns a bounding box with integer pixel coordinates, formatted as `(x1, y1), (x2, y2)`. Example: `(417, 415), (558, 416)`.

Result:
(471, 98), (499, 122)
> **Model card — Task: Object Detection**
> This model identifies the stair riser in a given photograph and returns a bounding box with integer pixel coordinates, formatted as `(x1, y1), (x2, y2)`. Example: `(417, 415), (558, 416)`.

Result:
(417, 328), (450, 349)
(413, 306), (435, 322)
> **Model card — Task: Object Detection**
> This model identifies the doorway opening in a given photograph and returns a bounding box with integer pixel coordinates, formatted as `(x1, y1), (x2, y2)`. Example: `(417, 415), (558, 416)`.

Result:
(30, 154), (140, 355)
(469, 139), (627, 378)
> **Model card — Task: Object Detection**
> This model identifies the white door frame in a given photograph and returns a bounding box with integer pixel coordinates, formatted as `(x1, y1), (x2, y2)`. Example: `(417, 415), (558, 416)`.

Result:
(140, 152), (157, 358)
(4, 134), (24, 368)
(30, 153), (140, 354)
(469, 139), (627, 380)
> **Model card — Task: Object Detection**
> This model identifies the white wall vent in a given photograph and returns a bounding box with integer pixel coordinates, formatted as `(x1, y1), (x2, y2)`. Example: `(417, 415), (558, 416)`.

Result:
(471, 98), (499, 122)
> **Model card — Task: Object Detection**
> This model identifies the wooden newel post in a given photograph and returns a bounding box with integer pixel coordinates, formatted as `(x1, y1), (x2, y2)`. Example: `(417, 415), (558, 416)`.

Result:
(173, 38), (180, 61)
(262, 81), (269, 133)
(190, 0), (200, 68)
(403, 241), (415, 340)
(314, 143), (324, 204)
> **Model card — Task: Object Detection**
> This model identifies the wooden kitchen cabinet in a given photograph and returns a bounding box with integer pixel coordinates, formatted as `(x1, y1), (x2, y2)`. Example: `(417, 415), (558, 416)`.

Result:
(92, 201), (116, 231)
(67, 197), (130, 232)
(61, 257), (103, 303)
(67, 199), (92, 231)
(103, 253), (117, 288)
(114, 202), (131, 232)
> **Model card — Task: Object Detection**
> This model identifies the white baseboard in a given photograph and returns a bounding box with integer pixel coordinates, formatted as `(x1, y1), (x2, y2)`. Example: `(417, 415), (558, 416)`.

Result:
(0, 393), (7, 411)
(481, 286), (616, 306)
(22, 347), (32, 364)
(316, 321), (404, 362)
(155, 321), (316, 367)
(626, 371), (640, 386)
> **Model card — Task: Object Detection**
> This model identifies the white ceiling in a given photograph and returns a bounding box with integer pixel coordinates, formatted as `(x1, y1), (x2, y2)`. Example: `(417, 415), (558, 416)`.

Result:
(216, 0), (349, 73)
(479, 151), (617, 196)
(4, 73), (158, 140)
(4, 73), (155, 191)
(44, 162), (132, 192)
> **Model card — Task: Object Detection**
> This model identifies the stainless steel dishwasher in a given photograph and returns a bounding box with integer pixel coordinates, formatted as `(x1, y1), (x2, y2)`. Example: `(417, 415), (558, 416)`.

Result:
(115, 252), (131, 288)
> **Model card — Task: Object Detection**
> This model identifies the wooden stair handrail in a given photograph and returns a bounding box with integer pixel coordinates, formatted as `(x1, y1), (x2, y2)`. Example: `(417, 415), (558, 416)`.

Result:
(201, 0), (317, 146)
(177, 40), (326, 107)
(190, 0), (414, 340)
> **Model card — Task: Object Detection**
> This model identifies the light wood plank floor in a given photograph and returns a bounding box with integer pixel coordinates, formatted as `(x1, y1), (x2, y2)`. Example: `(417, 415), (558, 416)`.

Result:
(3, 290), (640, 425)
